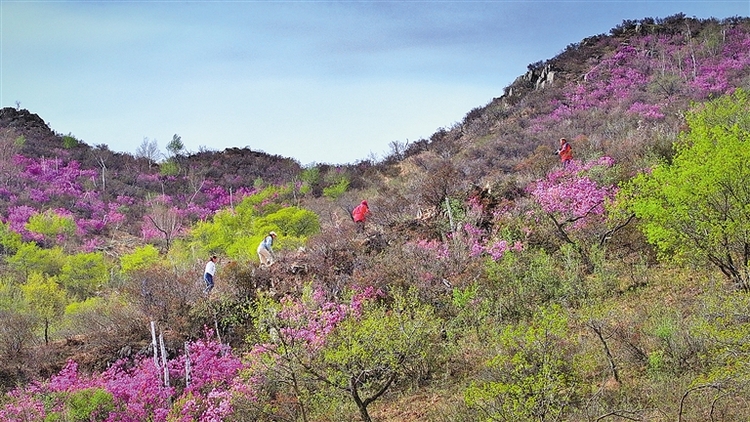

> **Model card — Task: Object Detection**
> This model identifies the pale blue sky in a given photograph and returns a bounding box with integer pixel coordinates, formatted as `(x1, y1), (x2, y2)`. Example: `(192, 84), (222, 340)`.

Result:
(1, 1), (748, 165)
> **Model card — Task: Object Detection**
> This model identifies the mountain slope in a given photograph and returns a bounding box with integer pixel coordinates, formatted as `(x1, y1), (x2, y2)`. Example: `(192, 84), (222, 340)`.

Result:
(2, 14), (750, 422)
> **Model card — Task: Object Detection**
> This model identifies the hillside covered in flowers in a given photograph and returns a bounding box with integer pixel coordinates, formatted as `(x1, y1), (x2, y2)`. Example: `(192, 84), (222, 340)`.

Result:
(2, 13), (750, 422)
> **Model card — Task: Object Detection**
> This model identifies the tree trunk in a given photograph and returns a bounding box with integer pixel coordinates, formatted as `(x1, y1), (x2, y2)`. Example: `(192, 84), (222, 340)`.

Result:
(350, 376), (372, 422)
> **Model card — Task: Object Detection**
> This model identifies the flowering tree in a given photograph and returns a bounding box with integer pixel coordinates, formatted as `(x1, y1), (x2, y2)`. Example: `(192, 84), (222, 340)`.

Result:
(248, 285), (440, 422)
(528, 157), (620, 271)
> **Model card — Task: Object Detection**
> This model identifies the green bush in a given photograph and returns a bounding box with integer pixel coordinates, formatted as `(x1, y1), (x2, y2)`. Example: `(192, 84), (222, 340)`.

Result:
(322, 176), (349, 199)
(159, 159), (180, 176)
(61, 134), (80, 149)
(48, 388), (115, 422)
(465, 304), (581, 422)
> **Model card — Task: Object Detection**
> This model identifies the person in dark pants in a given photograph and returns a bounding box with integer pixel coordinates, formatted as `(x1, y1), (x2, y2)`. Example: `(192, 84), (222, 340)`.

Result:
(352, 200), (370, 233)
(203, 255), (217, 294)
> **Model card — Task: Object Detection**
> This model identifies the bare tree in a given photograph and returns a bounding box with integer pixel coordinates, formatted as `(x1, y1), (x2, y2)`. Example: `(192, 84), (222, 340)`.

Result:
(136, 137), (161, 169)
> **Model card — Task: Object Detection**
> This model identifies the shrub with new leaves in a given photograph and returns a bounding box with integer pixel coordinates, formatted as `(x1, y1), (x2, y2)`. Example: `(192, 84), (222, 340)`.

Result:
(619, 89), (750, 291)
(465, 304), (581, 422)
(189, 190), (319, 261)
(247, 285), (441, 422)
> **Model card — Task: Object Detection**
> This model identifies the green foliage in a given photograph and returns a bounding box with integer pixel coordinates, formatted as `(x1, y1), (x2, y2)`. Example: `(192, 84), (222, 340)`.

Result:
(58, 252), (108, 300)
(446, 282), (494, 340)
(25, 210), (76, 245)
(190, 208), (251, 259)
(247, 287), (443, 421)
(242, 185), (293, 216)
(166, 134), (184, 157)
(60, 295), (135, 337)
(189, 294), (254, 344)
(61, 133), (80, 149)
(21, 272), (67, 343)
(323, 178), (349, 199)
(464, 305), (580, 422)
(483, 248), (573, 321)
(300, 166), (321, 195)
(159, 159), (180, 176)
(255, 207), (320, 239)
(0, 276), (22, 311)
(49, 388), (115, 422)
(619, 89), (750, 289)
(7, 243), (66, 281)
(119, 244), (161, 274)
(323, 287), (442, 390)
(189, 192), (319, 261)
(646, 349), (668, 380)
(322, 169), (350, 199)
(0, 221), (22, 255)
(64, 296), (104, 317)
(691, 289), (750, 384)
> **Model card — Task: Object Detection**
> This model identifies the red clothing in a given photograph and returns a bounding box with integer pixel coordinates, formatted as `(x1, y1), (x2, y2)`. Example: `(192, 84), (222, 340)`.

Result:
(558, 141), (573, 162)
(352, 202), (370, 223)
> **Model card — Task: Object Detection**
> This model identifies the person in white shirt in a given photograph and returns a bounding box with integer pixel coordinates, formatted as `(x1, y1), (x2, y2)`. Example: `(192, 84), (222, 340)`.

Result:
(257, 231), (277, 267)
(203, 255), (217, 294)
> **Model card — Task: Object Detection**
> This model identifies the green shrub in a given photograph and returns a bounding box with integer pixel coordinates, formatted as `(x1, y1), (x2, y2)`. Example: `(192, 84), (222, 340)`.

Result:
(322, 176), (349, 199)
(61, 134), (80, 149)
(159, 159), (179, 176)
(120, 244), (160, 274)
(465, 304), (581, 422)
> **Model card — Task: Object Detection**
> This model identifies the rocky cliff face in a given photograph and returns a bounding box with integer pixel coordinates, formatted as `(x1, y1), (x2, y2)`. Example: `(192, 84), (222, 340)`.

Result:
(0, 107), (55, 140)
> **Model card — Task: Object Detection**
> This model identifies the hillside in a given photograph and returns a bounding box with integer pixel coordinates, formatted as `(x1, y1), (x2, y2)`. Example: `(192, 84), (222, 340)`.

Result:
(2, 13), (750, 422)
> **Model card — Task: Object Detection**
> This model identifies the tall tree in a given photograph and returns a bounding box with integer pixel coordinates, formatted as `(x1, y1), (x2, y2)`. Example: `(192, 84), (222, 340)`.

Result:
(166, 134), (184, 158)
(21, 272), (66, 344)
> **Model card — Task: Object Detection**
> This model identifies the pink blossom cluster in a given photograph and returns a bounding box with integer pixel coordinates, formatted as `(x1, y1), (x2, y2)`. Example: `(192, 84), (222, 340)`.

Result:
(410, 239), (451, 260)
(462, 222), (524, 261)
(271, 286), (383, 351)
(627, 101), (665, 119)
(0, 332), (249, 422)
(689, 28), (750, 97)
(528, 157), (617, 229)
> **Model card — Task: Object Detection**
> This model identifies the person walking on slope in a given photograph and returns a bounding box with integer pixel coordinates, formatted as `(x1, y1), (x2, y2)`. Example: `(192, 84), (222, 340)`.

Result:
(203, 255), (218, 294)
(257, 231), (277, 267)
(352, 200), (370, 234)
(555, 137), (573, 168)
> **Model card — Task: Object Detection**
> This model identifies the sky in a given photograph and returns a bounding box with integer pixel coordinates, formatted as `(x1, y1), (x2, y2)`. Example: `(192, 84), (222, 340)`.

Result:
(1, 1), (748, 165)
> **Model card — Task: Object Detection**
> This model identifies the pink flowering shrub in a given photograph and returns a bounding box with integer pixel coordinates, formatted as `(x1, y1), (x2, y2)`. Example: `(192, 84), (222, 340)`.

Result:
(528, 157), (617, 230)
(258, 285), (383, 353)
(0, 332), (249, 422)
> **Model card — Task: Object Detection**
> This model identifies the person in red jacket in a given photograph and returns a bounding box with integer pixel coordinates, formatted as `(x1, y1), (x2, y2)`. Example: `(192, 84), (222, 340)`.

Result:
(352, 200), (370, 233)
(555, 137), (573, 168)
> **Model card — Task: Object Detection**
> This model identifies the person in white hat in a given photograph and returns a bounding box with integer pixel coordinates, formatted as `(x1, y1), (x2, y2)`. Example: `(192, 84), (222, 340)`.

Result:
(257, 231), (277, 267)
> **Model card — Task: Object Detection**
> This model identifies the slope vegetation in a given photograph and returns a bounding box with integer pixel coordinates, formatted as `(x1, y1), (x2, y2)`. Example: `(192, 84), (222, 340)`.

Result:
(2, 14), (750, 422)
